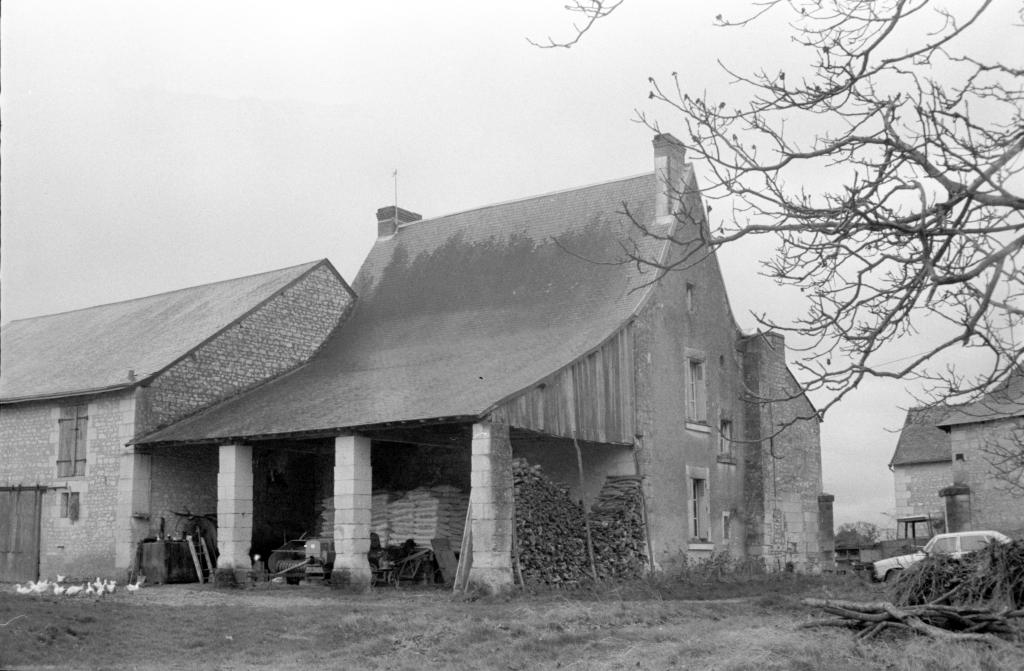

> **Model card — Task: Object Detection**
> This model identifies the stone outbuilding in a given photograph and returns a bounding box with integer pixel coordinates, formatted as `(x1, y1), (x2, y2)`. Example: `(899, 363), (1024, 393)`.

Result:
(0, 261), (354, 581)
(2, 135), (832, 586)
(890, 375), (1024, 540)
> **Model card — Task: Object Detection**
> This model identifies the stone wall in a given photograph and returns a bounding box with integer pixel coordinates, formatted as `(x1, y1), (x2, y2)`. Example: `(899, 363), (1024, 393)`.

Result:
(741, 332), (827, 570)
(0, 390), (135, 580)
(893, 461), (950, 523)
(138, 263), (353, 435)
(631, 206), (751, 571)
(949, 418), (1024, 537)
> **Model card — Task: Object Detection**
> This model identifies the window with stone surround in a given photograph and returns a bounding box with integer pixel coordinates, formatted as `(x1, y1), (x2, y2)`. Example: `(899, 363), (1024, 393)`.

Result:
(686, 357), (707, 423)
(719, 419), (733, 455)
(690, 477), (709, 541)
(58, 404), (88, 477)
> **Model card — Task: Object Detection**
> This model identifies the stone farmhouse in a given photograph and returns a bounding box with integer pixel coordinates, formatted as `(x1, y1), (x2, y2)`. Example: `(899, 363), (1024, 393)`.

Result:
(1, 135), (833, 588)
(890, 375), (1024, 540)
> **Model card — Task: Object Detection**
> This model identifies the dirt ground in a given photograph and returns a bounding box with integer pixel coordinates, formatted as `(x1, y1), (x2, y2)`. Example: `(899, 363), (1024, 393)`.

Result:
(1, 577), (1022, 670)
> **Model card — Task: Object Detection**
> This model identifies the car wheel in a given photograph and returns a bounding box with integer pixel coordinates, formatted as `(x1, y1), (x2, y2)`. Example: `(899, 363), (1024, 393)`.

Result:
(884, 568), (903, 583)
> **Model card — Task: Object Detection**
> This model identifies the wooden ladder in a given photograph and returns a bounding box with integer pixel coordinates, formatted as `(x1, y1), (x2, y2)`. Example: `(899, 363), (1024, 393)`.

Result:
(187, 533), (215, 583)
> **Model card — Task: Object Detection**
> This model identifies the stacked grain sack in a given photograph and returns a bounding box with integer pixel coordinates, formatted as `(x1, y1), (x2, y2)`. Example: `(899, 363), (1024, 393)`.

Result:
(371, 490), (394, 542)
(430, 485), (470, 543)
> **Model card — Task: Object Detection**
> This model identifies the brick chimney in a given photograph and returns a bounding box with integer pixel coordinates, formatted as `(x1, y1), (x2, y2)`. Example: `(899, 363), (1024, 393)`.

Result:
(376, 206), (422, 238)
(652, 133), (687, 223)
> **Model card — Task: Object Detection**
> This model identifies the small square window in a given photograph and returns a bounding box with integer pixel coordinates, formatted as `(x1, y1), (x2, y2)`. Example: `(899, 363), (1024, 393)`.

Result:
(954, 453), (965, 462)
(61, 492), (80, 521)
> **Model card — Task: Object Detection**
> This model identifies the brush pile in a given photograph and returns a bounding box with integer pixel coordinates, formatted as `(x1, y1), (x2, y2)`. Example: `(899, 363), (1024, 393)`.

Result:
(512, 459), (647, 585)
(889, 539), (1024, 609)
(803, 540), (1024, 643)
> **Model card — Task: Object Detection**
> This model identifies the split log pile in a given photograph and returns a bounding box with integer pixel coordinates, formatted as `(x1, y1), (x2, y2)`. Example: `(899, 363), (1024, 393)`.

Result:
(588, 476), (648, 581)
(804, 540), (1024, 643)
(512, 459), (647, 585)
(513, 459), (590, 585)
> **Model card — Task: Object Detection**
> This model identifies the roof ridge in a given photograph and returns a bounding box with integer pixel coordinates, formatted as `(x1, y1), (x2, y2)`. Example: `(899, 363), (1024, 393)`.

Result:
(3, 259), (326, 326)
(396, 172), (654, 233)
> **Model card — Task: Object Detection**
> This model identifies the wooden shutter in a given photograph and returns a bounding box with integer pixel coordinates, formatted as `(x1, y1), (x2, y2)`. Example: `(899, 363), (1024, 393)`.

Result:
(57, 407), (76, 477)
(73, 406), (88, 476)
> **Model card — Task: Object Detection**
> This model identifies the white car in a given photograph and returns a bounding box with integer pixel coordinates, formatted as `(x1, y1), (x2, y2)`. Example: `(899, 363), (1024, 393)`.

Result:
(872, 530), (1011, 582)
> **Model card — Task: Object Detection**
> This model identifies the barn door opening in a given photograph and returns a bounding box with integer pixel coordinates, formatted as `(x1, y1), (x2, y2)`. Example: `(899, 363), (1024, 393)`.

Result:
(0, 487), (44, 582)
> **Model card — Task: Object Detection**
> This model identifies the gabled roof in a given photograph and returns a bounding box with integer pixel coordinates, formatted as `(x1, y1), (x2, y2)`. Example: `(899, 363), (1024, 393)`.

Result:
(890, 406), (951, 467)
(890, 374), (1024, 467)
(138, 173), (669, 444)
(1, 260), (329, 403)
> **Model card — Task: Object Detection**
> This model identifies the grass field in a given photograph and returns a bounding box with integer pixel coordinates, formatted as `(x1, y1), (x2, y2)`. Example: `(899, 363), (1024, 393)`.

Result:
(1, 575), (1022, 670)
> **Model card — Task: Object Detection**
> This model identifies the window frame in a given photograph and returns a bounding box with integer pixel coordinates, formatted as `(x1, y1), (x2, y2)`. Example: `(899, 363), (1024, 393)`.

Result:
(690, 477), (709, 541)
(685, 357), (707, 424)
(60, 491), (80, 521)
(719, 418), (733, 455)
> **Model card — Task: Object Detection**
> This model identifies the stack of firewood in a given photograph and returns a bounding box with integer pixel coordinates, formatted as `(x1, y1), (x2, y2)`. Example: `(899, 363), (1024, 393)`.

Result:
(513, 459), (590, 585)
(512, 459), (648, 585)
(589, 476), (648, 581)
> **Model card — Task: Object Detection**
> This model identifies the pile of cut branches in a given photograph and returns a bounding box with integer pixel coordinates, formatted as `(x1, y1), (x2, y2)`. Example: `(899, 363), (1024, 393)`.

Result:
(802, 598), (1023, 644)
(803, 540), (1024, 643)
(889, 540), (1024, 609)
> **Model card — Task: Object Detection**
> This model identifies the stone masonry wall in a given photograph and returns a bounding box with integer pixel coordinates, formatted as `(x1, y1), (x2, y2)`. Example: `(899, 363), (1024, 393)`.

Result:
(138, 263), (353, 435)
(0, 389), (135, 580)
(632, 204), (750, 571)
(893, 461), (950, 523)
(742, 332), (826, 570)
(950, 418), (1024, 537)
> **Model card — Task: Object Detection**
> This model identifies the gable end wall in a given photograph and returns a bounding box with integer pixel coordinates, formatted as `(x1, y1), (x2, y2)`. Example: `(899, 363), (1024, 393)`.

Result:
(137, 264), (353, 435)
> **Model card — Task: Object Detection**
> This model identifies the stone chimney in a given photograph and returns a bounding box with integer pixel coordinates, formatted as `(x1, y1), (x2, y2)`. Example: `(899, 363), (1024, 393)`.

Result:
(652, 133), (687, 223)
(376, 206), (422, 238)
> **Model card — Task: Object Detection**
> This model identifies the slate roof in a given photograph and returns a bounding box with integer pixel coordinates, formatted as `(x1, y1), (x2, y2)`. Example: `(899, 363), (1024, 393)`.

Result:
(0, 261), (327, 402)
(890, 406), (951, 467)
(138, 173), (669, 444)
(935, 374), (1024, 428)
(890, 373), (1024, 466)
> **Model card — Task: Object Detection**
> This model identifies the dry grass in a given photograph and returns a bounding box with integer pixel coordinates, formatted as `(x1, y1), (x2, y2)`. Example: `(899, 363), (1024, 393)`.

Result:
(1, 574), (1021, 670)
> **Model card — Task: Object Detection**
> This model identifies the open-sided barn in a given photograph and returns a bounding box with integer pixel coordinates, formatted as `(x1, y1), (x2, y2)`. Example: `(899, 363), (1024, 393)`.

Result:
(1, 135), (833, 588)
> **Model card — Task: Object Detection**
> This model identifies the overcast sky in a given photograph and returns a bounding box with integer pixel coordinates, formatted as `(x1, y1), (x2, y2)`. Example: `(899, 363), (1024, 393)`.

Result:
(3, 1), (1015, 529)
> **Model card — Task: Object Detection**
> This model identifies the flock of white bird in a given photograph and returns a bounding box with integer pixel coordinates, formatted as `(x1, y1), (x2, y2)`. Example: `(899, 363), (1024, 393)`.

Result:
(13, 574), (146, 597)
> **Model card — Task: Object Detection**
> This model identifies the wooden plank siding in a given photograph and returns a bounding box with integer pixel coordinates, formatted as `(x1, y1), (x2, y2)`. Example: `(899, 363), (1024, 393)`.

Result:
(492, 325), (635, 444)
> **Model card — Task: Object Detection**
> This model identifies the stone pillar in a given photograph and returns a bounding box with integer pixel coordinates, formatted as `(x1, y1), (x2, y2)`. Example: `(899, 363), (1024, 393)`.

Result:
(216, 443), (253, 585)
(817, 494), (835, 565)
(332, 433), (372, 589)
(114, 448), (151, 573)
(940, 484), (972, 533)
(469, 421), (514, 592)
